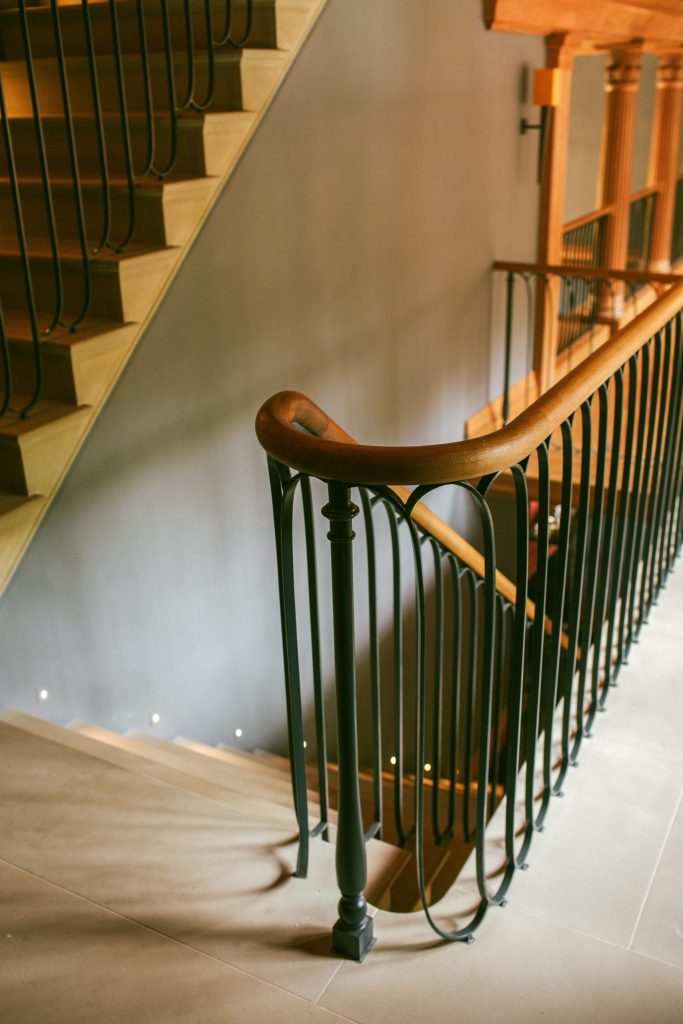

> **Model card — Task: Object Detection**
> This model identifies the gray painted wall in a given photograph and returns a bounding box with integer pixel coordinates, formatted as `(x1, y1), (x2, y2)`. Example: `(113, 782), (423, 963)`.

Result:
(0, 0), (542, 751)
(564, 55), (607, 223)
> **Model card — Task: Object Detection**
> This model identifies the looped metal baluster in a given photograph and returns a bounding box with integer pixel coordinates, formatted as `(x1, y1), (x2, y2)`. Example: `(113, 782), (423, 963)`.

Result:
(266, 457), (309, 879)
(572, 386), (608, 750)
(0, 67), (36, 416)
(359, 489), (382, 838)
(590, 371), (623, 715)
(216, 0), (254, 48)
(627, 335), (662, 645)
(301, 475), (329, 839)
(81, 0), (112, 255)
(50, 0), (92, 332)
(107, 0), (137, 250)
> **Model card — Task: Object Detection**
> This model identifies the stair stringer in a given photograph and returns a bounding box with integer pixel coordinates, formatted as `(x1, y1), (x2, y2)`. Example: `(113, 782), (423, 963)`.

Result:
(0, 0), (328, 597)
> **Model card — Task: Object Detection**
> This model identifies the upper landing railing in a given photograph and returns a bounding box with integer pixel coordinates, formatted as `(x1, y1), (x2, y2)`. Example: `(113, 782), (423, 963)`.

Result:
(0, 0), (254, 418)
(256, 281), (683, 961)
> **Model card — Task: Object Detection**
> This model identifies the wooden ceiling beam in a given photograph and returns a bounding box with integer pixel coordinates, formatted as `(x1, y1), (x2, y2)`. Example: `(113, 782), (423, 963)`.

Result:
(482, 0), (683, 48)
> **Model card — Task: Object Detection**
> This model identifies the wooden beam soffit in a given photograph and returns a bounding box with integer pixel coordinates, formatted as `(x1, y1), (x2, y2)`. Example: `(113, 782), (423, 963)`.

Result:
(482, 0), (683, 48)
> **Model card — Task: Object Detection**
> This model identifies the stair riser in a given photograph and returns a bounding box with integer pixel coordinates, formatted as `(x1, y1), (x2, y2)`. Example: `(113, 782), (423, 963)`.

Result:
(0, 248), (179, 322)
(1, 116), (209, 181)
(7, 326), (135, 406)
(6, 343), (76, 405)
(0, 53), (243, 119)
(0, 1), (277, 60)
(0, 408), (90, 495)
(0, 178), (214, 248)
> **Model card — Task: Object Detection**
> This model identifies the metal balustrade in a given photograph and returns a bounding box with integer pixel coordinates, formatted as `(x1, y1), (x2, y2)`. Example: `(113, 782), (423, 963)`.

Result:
(559, 208), (609, 354)
(491, 260), (678, 426)
(256, 283), (683, 961)
(0, 0), (254, 416)
(672, 175), (683, 267)
(627, 187), (658, 276)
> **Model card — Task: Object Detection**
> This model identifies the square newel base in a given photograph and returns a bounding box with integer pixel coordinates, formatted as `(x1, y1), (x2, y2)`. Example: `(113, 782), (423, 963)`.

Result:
(332, 915), (376, 962)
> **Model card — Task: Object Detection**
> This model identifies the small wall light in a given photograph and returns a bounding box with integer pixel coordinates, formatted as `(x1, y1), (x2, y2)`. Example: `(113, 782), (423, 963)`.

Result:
(521, 68), (562, 182)
(150, 713), (160, 725)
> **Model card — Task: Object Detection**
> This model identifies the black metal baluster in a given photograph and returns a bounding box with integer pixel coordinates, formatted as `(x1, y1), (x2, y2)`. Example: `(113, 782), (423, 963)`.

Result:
(301, 475), (329, 840)
(657, 314), (683, 583)
(381, 498), (407, 845)
(663, 314), (683, 573)
(536, 419), (573, 827)
(217, 0), (254, 47)
(16, 0), (64, 349)
(107, 0), (137, 249)
(133, 0), (157, 177)
(489, 593), (505, 824)
(50, 0), (92, 331)
(505, 466), (529, 860)
(80, 0), (112, 255)
(554, 402), (590, 786)
(645, 321), (680, 610)
(462, 568), (478, 844)
(518, 440), (549, 862)
(360, 489), (382, 839)
(591, 371), (623, 713)
(266, 458), (309, 879)
(626, 335), (661, 648)
(617, 345), (650, 664)
(572, 387), (608, 750)
(428, 538), (445, 842)
(445, 554), (461, 841)
(605, 357), (637, 688)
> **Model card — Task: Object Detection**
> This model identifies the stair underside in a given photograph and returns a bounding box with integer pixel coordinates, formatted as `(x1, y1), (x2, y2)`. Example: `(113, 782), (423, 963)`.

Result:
(0, 0), (327, 596)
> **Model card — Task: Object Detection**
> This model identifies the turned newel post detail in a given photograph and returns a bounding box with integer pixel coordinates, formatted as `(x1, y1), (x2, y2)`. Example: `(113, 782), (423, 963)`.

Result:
(648, 53), (683, 272)
(322, 482), (375, 962)
(601, 44), (644, 312)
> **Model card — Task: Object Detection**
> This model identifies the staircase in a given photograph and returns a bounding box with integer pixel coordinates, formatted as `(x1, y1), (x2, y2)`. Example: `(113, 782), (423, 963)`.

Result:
(0, 0), (327, 594)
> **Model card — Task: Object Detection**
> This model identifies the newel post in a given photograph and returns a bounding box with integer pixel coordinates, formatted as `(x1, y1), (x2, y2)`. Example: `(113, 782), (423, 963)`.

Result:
(322, 481), (375, 962)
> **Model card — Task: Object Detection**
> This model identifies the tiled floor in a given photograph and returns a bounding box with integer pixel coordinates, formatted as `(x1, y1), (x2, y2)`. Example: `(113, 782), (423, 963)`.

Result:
(1, 569), (682, 1022)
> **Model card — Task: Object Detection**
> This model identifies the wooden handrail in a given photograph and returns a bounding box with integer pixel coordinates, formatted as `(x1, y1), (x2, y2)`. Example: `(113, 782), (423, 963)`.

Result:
(255, 281), (683, 486)
(629, 184), (661, 204)
(492, 260), (681, 285)
(562, 206), (613, 234)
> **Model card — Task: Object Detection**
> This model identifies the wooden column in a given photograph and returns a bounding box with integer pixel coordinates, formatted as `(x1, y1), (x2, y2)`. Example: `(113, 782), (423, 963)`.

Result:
(648, 53), (683, 272)
(534, 33), (577, 393)
(600, 44), (643, 311)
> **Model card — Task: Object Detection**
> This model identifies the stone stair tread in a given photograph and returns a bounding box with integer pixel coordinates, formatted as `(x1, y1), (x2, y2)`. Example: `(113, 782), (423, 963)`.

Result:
(3, 710), (300, 825)
(71, 723), (306, 810)
(0, 709), (408, 919)
(174, 735), (298, 789)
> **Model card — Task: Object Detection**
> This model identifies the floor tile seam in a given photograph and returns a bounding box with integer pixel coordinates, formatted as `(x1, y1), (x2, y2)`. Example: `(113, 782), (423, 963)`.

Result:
(627, 781), (683, 951)
(499, 899), (649, 957)
(314, 960), (344, 1006)
(0, 854), (348, 1009)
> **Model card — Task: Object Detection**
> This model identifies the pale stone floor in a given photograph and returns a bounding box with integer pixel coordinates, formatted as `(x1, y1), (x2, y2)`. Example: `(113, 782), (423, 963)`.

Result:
(1, 570), (682, 1023)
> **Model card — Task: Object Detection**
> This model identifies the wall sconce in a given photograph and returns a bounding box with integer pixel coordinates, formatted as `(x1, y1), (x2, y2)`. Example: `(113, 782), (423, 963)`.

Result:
(520, 68), (562, 183)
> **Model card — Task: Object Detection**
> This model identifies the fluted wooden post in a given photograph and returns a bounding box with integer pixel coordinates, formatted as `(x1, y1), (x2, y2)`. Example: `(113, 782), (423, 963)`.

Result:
(534, 33), (577, 393)
(648, 54), (683, 272)
(601, 45), (644, 314)
(322, 482), (375, 962)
